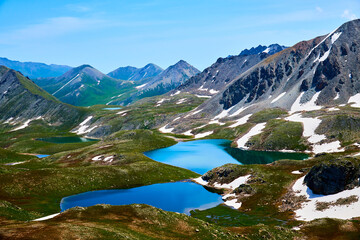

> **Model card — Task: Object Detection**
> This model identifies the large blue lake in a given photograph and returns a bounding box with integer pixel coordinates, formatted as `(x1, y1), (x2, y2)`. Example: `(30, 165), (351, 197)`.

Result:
(145, 139), (307, 174)
(61, 181), (223, 215)
(61, 139), (307, 214)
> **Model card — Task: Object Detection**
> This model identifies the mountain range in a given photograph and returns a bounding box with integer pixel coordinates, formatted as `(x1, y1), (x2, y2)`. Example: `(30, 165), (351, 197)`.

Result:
(0, 57), (71, 79)
(2, 18), (360, 240)
(33, 65), (135, 106)
(107, 63), (163, 81)
(118, 60), (200, 105)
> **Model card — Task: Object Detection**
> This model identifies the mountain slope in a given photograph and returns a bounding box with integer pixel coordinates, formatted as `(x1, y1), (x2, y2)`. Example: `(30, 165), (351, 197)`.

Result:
(34, 65), (136, 106)
(158, 19), (360, 154)
(0, 66), (83, 128)
(174, 44), (287, 98)
(107, 63), (163, 81)
(0, 57), (71, 79)
(119, 60), (200, 105)
(214, 19), (360, 113)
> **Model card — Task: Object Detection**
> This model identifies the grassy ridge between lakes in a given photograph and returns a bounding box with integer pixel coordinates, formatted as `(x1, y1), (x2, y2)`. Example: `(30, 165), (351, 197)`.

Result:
(0, 130), (198, 219)
(0, 204), (241, 240)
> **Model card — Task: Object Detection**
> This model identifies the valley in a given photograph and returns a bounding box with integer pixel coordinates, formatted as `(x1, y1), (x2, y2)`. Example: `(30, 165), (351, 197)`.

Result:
(1, 18), (360, 240)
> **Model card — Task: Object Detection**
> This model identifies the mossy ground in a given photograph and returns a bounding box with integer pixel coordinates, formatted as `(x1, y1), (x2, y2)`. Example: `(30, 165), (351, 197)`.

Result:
(2, 97), (360, 239)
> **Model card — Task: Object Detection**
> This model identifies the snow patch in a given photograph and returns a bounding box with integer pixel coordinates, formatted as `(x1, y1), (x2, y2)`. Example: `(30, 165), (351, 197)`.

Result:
(312, 141), (343, 154)
(71, 116), (95, 135)
(306, 27), (339, 58)
(236, 123), (266, 149)
(327, 107), (340, 112)
(334, 93), (340, 100)
(33, 213), (60, 221)
(213, 175), (251, 189)
(170, 90), (181, 96)
(263, 47), (270, 53)
(11, 116), (43, 131)
(182, 130), (193, 136)
(176, 98), (187, 104)
(209, 89), (219, 94)
(224, 199), (242, 209)
(194, 131), (213, 139)
(229, 106), (250, 117)
(185, 109), (202, 118)
(212, 106), (235, 120)
(195, 94), (211, 98)
(285, 113), (325, 144)
(271, 92), (286, 103)
(291, 170), (302, 175)
(319, 49), (331, 62)
(208, 119), (225, 126)
(136, 83), (147, 89)
(331, 32), (342, 44)
(289, 92), (322, 114)
(293, 176), (360, 221)
(348, 93), (360, 108)
(116, 110), (129, 115)
(159, 124), (174, 133)
(229, 114), (252, 128)
(172, 117), (180, 122)
(198, 84), (208, 91)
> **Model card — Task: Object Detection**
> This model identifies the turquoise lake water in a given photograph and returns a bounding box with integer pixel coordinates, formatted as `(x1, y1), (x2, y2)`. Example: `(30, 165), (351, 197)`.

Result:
(145, 139), (307, 174)
(61, 181), (223, 215)
(61, 139), (307, 214)
(103, 107), (122, 110)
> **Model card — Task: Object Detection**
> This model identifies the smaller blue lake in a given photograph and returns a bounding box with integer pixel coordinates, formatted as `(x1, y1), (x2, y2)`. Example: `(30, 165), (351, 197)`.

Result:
(36, 154), (50, 158)
(60, 181), (223, 215)
(103, 107), (122, 110)
(145, 139), (307, 174)
(37, 137), (98, 144)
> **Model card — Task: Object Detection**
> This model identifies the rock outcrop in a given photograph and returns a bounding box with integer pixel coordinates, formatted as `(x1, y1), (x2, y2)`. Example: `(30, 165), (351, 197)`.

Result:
(304, 159), (360, 195)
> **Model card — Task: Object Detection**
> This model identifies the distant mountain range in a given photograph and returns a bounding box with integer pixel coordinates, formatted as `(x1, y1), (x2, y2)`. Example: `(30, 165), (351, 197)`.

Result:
(33, 65), (136, 106)
(0, 57), (71, 79)
(107, 63), (163, 81)
(116, 60), (200, 105)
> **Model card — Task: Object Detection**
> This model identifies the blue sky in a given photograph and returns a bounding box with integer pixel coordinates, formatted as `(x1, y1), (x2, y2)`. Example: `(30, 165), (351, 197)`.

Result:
(0, 0), (359, 73)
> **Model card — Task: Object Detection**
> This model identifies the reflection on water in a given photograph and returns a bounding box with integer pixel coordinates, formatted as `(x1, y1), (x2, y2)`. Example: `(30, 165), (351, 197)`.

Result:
(37, 136), (98, 144)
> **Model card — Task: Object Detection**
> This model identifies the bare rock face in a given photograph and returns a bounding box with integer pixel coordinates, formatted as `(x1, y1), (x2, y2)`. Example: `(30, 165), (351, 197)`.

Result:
(175, 44), (287, 98)
(173, 19), (360, 123)
(304, 159), (360, 195)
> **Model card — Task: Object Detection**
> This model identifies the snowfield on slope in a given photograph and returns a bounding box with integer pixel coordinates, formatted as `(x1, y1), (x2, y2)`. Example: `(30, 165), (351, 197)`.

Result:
(293, 176), (360, 221)
(236, 123), (266, 149)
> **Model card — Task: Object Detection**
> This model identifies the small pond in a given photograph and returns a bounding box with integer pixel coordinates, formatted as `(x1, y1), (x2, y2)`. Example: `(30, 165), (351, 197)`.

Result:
(103, 107), (122, 110)
(37, 136), (98, 144)
(61, 181), (223, 215)
(36, 154), (50, 158)
(145, 139), (307, 174)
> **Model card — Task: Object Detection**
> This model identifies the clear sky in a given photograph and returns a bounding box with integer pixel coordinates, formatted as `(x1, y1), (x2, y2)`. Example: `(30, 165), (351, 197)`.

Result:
(0, 0), (359, 73)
